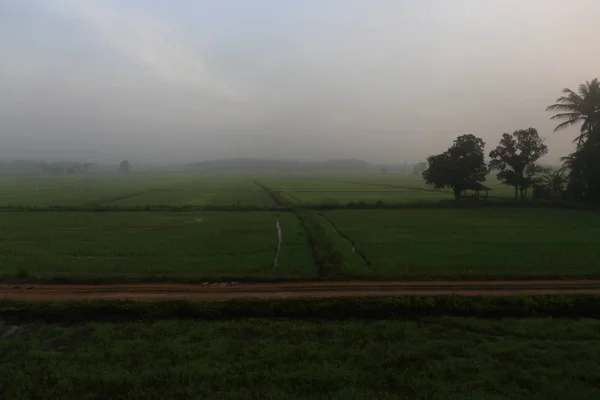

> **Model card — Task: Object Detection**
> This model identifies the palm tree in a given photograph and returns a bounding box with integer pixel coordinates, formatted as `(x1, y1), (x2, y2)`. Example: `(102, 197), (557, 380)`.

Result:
(541, 169), (567, 196)
(546, 78), (600, 148)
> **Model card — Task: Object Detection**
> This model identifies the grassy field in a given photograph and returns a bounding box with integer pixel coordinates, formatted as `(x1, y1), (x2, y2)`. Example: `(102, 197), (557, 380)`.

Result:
(324, 208), (600, 279)
(0, 173), (598, 281)
(258, 174), (516, 205)
(0, 175), (275, 207)
(2, 317), (599, 399)
(0, 173), (515, 208)
(0, 211), (315, 281)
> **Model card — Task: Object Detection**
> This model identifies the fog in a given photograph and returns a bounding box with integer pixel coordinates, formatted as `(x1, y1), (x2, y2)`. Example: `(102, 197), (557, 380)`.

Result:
(1, 0), (599, 165)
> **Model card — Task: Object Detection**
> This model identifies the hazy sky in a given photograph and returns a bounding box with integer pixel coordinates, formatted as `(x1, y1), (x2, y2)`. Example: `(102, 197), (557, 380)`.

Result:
(1, 0), (599, 164)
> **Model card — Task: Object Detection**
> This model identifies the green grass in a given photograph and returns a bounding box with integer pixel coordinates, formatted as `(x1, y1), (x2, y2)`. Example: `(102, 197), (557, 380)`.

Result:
(2, 317), (600, 399)
(1, 207), (599, 281)
(0, 173), (597, 281)
(258, 174), (518, 205)
(0, 175), (275, 207)
(0, 173), (532, 208)
(0, 211), (315, 281)
(274, 213), (315, 277)
(324, 208), (600, 279)
(317, 213), (369, 272)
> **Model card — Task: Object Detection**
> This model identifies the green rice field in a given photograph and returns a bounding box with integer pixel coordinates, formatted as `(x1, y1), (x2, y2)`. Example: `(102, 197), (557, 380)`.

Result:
(0, 173), (514, 208)
(324, 208), (600, 279)
(0, 211), (314, 281)
(0, 173), (598, 281)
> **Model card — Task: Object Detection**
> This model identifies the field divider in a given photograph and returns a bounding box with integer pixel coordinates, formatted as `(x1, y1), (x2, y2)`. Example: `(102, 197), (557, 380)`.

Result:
(338, 180), (446, 193)
(252, 180), (290, 206)
(84, 188), (159, 206)
(318, 213), (371, 272)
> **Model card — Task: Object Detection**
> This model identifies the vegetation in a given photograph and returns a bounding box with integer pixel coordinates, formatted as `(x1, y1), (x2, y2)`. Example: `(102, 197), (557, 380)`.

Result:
(0, 172), (599, 282)
(295, 209), (344, 278)
(0, 212), (316, 281)
(2, 314), (600, 399)
(0, 175), (276, 207)
(422, 134), (487, 199)
(119, 160), (132, 174)
(547, 78), (600, 200)
(6, 295), (600, 323)
(488, 128), (548, 200)
(324, 208), (600, 279)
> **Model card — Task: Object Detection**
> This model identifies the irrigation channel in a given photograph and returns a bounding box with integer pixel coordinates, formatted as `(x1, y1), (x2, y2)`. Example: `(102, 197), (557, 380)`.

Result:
(273, 217), (282, 267)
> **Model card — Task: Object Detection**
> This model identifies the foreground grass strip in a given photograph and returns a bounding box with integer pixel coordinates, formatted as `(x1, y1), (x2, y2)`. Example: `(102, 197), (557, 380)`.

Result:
(2, 318), (600, 399)
(3, 295), (600, 324)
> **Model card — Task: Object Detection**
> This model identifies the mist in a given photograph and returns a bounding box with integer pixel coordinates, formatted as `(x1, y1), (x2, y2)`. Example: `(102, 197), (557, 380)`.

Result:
(1, 0), (599, 165)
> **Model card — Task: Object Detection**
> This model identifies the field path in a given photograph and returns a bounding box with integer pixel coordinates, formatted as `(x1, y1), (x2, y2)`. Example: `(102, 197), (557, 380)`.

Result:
(2, 280), (600, 301)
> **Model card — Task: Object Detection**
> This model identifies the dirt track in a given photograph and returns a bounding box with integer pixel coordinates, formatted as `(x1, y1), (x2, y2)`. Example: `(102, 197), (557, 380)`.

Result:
(2, 280), (600, 301)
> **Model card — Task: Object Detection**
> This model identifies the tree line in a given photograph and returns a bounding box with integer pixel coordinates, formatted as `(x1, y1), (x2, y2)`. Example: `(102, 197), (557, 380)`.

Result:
(422, 78), (600, 201)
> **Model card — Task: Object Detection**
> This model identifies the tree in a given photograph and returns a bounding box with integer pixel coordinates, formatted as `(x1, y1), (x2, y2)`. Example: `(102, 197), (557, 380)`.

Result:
(488, 128), (548, 200)
(546, 78), (600, 148)
(547, 79), (600, 200)
(119, 160), (132, 174)
(422, 134), (487, 200)
(541, 169), (567, 197)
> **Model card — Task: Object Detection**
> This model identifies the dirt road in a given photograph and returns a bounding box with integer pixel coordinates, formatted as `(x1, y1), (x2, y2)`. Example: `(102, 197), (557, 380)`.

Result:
(2, 280), (600, 301)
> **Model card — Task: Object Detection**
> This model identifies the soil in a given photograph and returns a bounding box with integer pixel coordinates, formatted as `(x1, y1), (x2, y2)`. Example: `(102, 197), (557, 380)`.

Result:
(2, 280), (600, 301)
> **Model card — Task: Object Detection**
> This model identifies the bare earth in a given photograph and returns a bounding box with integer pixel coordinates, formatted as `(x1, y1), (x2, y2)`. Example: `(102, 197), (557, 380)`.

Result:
(2, 280), (600, 301)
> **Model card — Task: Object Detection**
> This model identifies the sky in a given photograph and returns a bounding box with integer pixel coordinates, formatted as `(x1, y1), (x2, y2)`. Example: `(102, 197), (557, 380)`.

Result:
(1, 0), (599, 164)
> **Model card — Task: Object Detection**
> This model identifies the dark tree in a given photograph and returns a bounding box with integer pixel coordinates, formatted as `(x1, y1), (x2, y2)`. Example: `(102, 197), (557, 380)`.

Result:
(422, 134), (487, 200)
(119, 160), (132, 174)
(488, 128), (548, 200)
(547, 79), (600, 200)
(546, 78), (600, 148)
(541, 169), (567, 197)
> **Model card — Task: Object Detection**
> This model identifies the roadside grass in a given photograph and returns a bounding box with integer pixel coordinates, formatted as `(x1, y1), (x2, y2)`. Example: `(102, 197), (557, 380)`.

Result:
(1, 317), (600, 399)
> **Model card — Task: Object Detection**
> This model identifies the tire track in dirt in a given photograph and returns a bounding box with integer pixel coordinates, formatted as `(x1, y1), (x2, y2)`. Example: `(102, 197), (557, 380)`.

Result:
(3, 280), (600, 301)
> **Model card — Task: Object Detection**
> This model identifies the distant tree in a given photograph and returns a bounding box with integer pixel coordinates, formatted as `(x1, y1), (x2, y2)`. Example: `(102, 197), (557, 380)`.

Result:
(119, 160), (132, 174)
(412, 161), (427, 175)
(422, 134), (487, 200)
(380, 167), (388, 174)
(488, 128), (548, 200)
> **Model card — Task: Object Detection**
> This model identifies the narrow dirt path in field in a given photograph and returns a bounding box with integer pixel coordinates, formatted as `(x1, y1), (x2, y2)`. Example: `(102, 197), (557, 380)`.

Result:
(2, 280), (600, 301)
